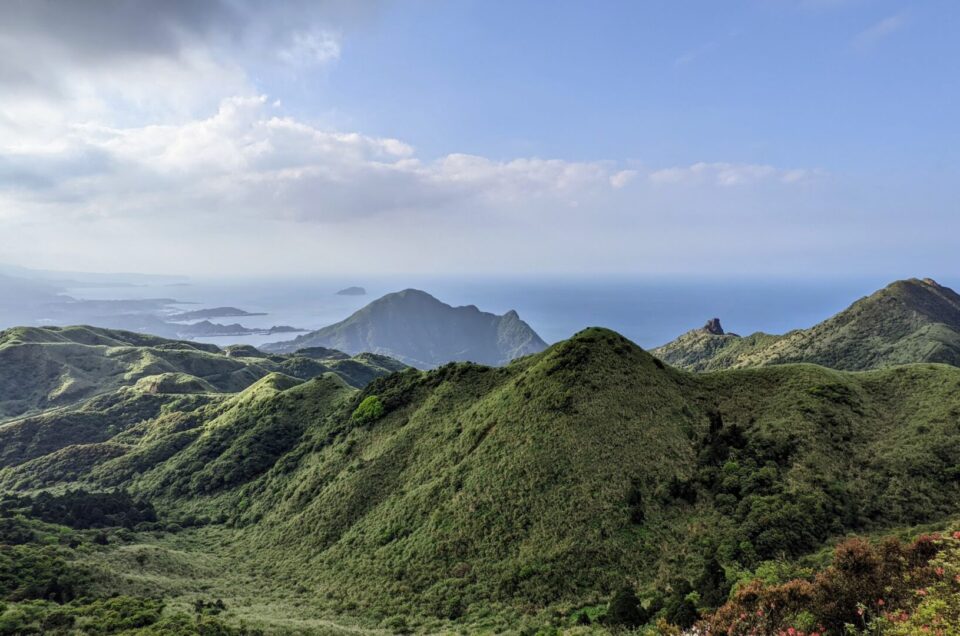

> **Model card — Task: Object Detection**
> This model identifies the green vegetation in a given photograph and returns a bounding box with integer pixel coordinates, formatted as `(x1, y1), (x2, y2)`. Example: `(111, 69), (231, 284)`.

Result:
(0, 593), (264, 634)
(708, 531), (960, 635)
(605, 587), (646, 628)
(5, 311), (960, 632)
(350, 395), (384, 423)
(654, 277), (960, 371)
(0, 324), (406, 420)
(1, 490), (156, 529)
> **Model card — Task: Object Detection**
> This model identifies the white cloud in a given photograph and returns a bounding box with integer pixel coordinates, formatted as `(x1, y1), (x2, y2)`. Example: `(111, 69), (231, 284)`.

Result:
(0, 1), (356, 140)
(0, 1), (850, 277)
(648, 162), (819, 187)
(278, 29), (342, 66)
(609, 170), (638, 188)
(853, 14), (906, 51)
(0, 96), (628, 228)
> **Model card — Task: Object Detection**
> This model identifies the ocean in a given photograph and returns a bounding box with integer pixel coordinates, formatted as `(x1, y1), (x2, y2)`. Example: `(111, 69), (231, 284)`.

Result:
(63, 275), (935, 350)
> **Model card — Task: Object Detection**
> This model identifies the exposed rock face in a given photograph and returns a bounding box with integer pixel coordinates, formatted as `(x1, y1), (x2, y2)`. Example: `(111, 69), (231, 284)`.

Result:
(702, 318), (725, 335)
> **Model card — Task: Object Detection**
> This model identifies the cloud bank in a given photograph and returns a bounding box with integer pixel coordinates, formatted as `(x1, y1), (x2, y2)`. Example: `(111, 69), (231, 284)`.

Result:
(0, 0), (844, 276)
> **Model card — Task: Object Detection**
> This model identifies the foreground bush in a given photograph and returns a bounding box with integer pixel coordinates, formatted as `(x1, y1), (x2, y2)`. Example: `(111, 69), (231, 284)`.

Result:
(0, 596), (263, 635)
(704, 531), (959, 635)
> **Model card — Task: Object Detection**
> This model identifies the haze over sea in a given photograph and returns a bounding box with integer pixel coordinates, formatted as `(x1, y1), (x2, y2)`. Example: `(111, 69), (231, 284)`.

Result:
(64, 275), (951, 350)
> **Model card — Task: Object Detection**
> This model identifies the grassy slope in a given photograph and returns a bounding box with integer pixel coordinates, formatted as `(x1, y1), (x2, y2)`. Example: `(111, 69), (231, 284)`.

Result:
(0, 325), (406, 421)
(5, 327), (960, 630)
(230, 329), (960, 622)
(653, 278), (960, 371)
(649, 331), (782, 372)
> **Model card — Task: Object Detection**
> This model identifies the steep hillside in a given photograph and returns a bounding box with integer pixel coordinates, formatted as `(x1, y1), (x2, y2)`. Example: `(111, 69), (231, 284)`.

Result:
(262, 289), (548, 368)
(654, 277), (960, 371)
(0, 325), (406, 420)
(233, 329), (960, 622)
(5, 327), (960, 631)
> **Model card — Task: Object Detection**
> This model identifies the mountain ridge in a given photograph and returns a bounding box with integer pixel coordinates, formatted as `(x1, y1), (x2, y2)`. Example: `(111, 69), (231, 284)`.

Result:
(653, 277), (960, 371)
(263, 288), (548, 368)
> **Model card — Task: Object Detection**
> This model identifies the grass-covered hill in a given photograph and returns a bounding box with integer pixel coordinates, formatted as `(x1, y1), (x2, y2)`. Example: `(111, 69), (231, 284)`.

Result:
(262, 288), (548, 368)
(653, 277), (960, 371)
(5, 327), (960, 632)
(0, 325), (406, 420)
(225, 329), (960, 623)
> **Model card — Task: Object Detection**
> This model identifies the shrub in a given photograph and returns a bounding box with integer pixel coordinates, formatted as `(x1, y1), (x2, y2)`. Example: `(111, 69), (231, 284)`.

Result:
(704, 532), (953, 635)
(382, 614), (412, 634)
(352, 395), (385, 424)
(697, 555), (730, 608)
(662, 580), (698, 629)
(0, 545), (87, 603)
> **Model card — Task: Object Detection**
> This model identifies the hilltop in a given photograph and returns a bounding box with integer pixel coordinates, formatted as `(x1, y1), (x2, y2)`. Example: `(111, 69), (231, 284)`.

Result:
(262, 288), (548, 368)
(0, 325), (406, 420)
(653, 277), (960, 371)
(4, 327), (960, 631)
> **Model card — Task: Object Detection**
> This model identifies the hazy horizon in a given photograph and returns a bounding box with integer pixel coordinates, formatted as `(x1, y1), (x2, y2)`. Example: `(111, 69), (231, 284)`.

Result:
(5, 260), (955, 351)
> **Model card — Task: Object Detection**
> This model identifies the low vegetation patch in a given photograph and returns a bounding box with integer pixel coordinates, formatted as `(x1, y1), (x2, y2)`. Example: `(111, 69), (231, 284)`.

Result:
(351, 394), (385, 423)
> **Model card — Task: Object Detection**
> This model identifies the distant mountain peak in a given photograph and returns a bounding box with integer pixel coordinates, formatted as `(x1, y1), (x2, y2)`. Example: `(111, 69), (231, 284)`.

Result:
(396, 288), (434, 297)
(369, 288), (442, 306)
(263, 289), (548, 368)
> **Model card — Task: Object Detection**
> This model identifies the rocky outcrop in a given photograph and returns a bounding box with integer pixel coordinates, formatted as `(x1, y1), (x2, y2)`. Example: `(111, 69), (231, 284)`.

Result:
(702, 318), (725, 335)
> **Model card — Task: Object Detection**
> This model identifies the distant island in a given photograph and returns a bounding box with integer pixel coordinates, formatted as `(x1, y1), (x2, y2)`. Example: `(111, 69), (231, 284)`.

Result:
(168, 306), (267, 320)
(176, 321), (305, 338)
(335, 286), (366, 296)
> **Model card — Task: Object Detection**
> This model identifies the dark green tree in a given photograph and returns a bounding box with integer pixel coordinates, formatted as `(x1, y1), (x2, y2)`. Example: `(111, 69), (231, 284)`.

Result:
(697, 555), (731, 608)
(606, 586), (647, 628)
(663, 579), (699, 628)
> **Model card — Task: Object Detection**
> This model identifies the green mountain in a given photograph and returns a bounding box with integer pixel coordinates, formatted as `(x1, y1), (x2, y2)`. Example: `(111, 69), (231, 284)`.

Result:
(0, 325), (406, 420)
(4, 326), (960, 632)
(653, 277), (960, 371)
(262, 288), (548, 368)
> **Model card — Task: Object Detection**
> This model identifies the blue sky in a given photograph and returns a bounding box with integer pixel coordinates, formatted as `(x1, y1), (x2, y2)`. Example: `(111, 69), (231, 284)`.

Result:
(273, 1), (957, 171)
(0, 0), (956, 277)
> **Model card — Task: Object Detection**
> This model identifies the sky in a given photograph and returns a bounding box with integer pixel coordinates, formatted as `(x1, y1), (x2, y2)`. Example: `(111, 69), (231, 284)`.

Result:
(0, 0), (957, 278)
